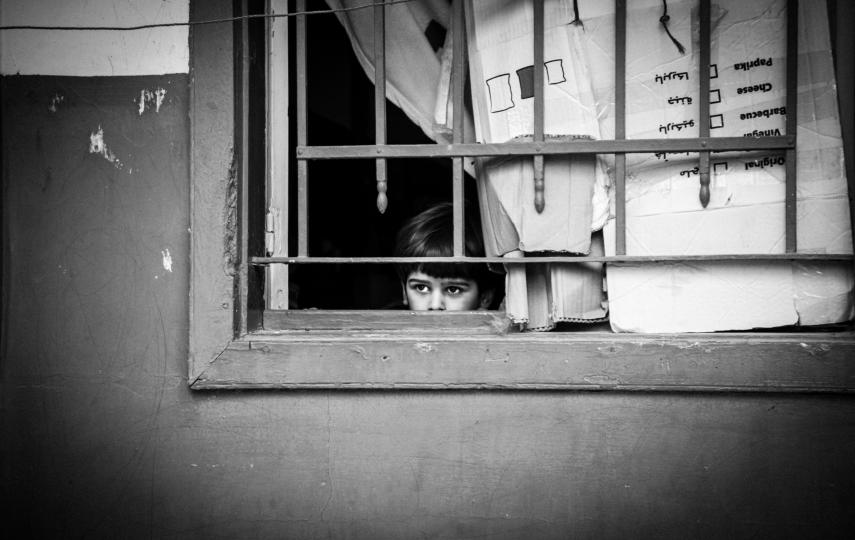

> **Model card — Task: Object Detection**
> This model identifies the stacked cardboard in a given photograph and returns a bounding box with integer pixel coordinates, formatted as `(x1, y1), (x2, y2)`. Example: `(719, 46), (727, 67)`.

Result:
(596, 0), (853, 332)
(465, 0), (852, 332)
(334, 0), (851, 331)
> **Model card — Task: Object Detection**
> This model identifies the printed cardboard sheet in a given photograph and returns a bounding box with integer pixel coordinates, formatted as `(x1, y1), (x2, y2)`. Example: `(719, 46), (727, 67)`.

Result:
(596, 0), (853, 331)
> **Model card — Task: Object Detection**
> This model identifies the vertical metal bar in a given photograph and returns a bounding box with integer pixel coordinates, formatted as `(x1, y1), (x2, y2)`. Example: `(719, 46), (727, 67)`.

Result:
(267, 0), (289, 309)
(698, 0), (711, 208)
(785, 0), (798, 253)
(296, 0), (308, 257)
(615, 0), (627, 256)
(533, 0), (545, 213)
(452, 0), (465, 257)
(374, 0), (388, 213)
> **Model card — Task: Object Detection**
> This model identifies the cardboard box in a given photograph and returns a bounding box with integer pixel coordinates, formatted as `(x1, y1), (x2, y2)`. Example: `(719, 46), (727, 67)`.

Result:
(464, 0), (851, 331)
(596, 0), (853, 332)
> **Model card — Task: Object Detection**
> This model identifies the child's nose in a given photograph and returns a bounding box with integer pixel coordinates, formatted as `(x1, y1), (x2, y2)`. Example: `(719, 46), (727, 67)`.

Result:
(428, 290), (445, 310)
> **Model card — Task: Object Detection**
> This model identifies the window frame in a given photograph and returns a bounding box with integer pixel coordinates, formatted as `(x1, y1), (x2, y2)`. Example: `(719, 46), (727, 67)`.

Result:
(188, 0), (855, 391)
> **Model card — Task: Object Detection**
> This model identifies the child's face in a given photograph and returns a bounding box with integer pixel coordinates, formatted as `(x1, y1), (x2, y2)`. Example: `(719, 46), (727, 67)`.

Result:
(403, 271), (487, 311)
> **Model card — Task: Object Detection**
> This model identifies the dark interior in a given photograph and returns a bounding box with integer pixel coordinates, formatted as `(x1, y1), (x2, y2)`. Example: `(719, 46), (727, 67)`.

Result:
(273, 2), (481, 309)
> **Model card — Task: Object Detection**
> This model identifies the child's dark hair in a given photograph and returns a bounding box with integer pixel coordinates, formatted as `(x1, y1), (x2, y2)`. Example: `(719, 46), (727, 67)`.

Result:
(395, 202), (500, 295)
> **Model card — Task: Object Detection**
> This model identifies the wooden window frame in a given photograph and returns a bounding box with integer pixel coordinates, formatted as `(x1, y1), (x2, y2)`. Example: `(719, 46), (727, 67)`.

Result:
(189, 0), (855, 391)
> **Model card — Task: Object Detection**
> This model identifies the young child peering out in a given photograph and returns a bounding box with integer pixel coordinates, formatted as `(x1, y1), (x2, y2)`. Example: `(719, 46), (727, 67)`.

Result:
(395, 202), (502, 311)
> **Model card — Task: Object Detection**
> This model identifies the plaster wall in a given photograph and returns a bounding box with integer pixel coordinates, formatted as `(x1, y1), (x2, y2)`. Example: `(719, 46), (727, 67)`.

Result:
(0, 0), (189, 76)
(2, 1), (855, 538)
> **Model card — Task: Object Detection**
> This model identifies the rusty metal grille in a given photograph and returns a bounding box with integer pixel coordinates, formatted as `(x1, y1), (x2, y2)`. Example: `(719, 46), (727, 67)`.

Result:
(253, 0), (850, 269)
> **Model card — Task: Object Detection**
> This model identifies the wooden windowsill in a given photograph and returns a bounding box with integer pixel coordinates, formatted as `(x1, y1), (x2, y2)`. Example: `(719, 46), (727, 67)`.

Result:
(191, 324), (855, 392)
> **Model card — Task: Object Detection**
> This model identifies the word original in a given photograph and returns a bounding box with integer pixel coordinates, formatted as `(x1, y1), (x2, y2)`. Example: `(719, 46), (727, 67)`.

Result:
(680, 167), (700, 177)
(739, 106), (786, 121)
(659, 119), (695, 134)
(667, 95), (693, 105)
(737, 83), (773, 95)
(744, 156), (786, 170)
(734, 57), (774, 71)
(655, 71), (689, 84)
(654, 151), (693, 161)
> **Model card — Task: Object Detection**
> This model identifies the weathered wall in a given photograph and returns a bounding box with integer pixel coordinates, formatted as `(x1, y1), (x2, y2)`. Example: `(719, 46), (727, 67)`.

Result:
(0, 0), (189, 76)
(3, 74), (855, 539)
(2, 1), (855, 538)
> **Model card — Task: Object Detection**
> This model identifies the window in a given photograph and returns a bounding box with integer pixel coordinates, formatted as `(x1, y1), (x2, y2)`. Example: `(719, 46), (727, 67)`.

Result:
(189, 0), (855, 390)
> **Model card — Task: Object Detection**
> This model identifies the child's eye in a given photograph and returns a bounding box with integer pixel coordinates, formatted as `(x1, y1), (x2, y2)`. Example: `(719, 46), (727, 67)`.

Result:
(412, 283), (430, 293)
(445, 286), (463, 296)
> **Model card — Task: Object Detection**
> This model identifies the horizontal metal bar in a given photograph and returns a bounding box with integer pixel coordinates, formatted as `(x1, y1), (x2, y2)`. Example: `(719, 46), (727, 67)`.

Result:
(296, 136), (795, 159)
(251, 253), (853, 265)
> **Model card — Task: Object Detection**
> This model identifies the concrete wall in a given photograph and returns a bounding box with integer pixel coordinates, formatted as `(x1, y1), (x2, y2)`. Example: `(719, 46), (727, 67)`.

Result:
(2, 1), (855, 538)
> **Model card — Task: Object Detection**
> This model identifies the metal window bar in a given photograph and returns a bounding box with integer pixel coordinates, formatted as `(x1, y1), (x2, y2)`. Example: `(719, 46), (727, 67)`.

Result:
(296, 0), (308, 257)
(255, 254), (853, 264)
(786, 0), (798, 253)
(614, 0), (627, 255)
(264, 0), (850, 269)
(374, 0), (388, 214)
(294, 136), (795, 158)
(698, 0), (711, 208)
(452, 0), (466, 256)
(533, 0), (545, 214)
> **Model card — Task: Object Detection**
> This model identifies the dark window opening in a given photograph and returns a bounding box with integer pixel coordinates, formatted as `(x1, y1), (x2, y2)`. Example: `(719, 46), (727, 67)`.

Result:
(268, 7), (487, 309)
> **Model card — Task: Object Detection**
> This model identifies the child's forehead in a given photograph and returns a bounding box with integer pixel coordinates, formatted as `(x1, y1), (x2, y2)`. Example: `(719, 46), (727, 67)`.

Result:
(406, 270), (476, 284)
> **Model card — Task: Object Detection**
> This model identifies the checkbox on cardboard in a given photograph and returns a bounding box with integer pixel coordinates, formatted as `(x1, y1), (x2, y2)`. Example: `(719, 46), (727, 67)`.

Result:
(710, 89), (721, 104)
(710, 114), (724, 129)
